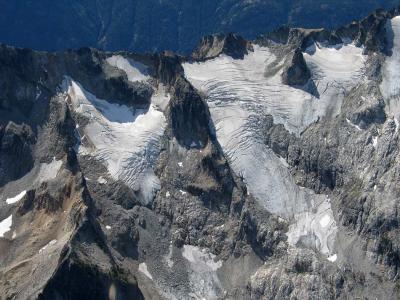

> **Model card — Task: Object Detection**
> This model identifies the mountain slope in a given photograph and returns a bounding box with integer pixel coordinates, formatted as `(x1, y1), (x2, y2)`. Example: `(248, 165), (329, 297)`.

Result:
(1, 7), (400, 300)
(0, 1), (400, 53)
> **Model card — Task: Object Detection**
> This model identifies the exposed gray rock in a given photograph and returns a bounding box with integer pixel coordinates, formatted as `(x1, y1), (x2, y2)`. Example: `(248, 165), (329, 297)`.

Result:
(281, 48), (311, 86)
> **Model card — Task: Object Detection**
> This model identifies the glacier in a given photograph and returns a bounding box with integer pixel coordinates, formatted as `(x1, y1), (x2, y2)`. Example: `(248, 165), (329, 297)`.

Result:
(182, 42), (364, 256)
(63, 77), (170, 205)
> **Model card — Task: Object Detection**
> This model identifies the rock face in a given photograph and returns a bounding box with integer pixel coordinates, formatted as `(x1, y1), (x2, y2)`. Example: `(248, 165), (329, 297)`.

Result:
(2, 8), (400, 300)
(281, 48), (311, 86)
(192, 33), (251, 60)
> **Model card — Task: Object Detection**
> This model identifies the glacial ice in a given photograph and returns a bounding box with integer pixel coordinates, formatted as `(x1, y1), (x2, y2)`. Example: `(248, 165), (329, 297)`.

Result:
(182, 42), (358, 256)
(184, 44), (365, 135)
(63, 78), (170, 205)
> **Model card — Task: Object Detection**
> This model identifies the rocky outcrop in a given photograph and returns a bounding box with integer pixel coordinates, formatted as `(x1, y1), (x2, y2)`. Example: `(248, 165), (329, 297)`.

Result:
(192, 33), (251, 60)
(281, 48), (311, 86)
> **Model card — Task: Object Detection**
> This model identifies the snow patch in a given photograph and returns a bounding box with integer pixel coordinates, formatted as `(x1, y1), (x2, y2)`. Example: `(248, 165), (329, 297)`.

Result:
(373, 136), (378, 148)
(139, 263), (153, 280)
(97, 177), (107, 184)
(346, 118), (362, 131)
(0, 215), (12, 238)
(319, 214), (331, 228)
(39, 239), (58, 254)
(287, 199), (337, 255)
(164, 243), (174, 268)
(182, 245), (222, 299)
(106, 55), (150, 83)
(63, 78), (170, 205)
(395, 118), (400, 132)
(182, 245), (222, 271)
(166, 191), (171, 198)
(105, 225), (112, 230)
(35, 159), (63, 185)
(6, 190), (26, 205)
(327, 254), (338, 262)
(178, 162), (183, 167)
(151, 84), (171, 111)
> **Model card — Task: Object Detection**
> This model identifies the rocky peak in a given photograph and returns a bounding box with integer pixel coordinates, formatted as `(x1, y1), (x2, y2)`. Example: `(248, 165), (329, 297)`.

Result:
(281, 48), (311, 86)
(192, 33), (252, 60)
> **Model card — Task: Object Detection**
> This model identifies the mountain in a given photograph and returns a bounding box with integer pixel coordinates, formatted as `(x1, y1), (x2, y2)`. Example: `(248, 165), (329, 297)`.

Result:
(0, 1), (400, 53)
(1, 6), (400, 300)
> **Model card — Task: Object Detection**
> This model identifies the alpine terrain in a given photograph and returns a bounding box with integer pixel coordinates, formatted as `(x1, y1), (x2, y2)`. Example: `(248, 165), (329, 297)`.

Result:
(1, 6), (400, 300)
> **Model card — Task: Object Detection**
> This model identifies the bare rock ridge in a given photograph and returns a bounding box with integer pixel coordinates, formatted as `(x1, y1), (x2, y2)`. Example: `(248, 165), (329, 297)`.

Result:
(192, 33), (252, 60)
(281, 48), (311, 86)
(1, 7), (400, 300)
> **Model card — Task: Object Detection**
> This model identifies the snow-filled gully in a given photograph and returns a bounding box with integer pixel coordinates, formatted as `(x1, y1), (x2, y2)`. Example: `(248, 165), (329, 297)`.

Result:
(183, 43), (366, 259)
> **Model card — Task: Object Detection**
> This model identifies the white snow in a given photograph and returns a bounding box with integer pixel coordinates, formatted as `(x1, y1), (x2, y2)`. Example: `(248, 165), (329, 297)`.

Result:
(184, 43), (365, 136)
(182, 245), (222, 271)
(346, 118), (362, 131)
(106, 55), (150, 83)
(373, 136), (378, 148)
(179, 190), (187, 195)
(182, 245), (222, 299)
(6, 190), (26, 205)
(151, 84), (171, 111)
(381, 16), (400, 119)
(287, 199), (337, 255)
(97, 177), (107, 184)
(319, 214), (331, 228)
(39, 239), (58, 254)
(164, 243), (174, 268)
(63, 78), (170, 205)
(0, 215), (12, 238)
(178, 162), (183, 167)
(166, 191), (171, 198)
(327, 253), (338, 262)
(183, 43), (346, 256)
(105, 225), (112, 230)
(139, 263), (153, 280)
(395, 118), (400, 132)
(35, 159), (63, 184)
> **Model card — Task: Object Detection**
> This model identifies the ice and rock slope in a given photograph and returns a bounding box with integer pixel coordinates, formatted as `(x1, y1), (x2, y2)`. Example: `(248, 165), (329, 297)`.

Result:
(63, 78), (170, 205)
(182, 42), (366, 257)
(2, 8), (400, 300)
